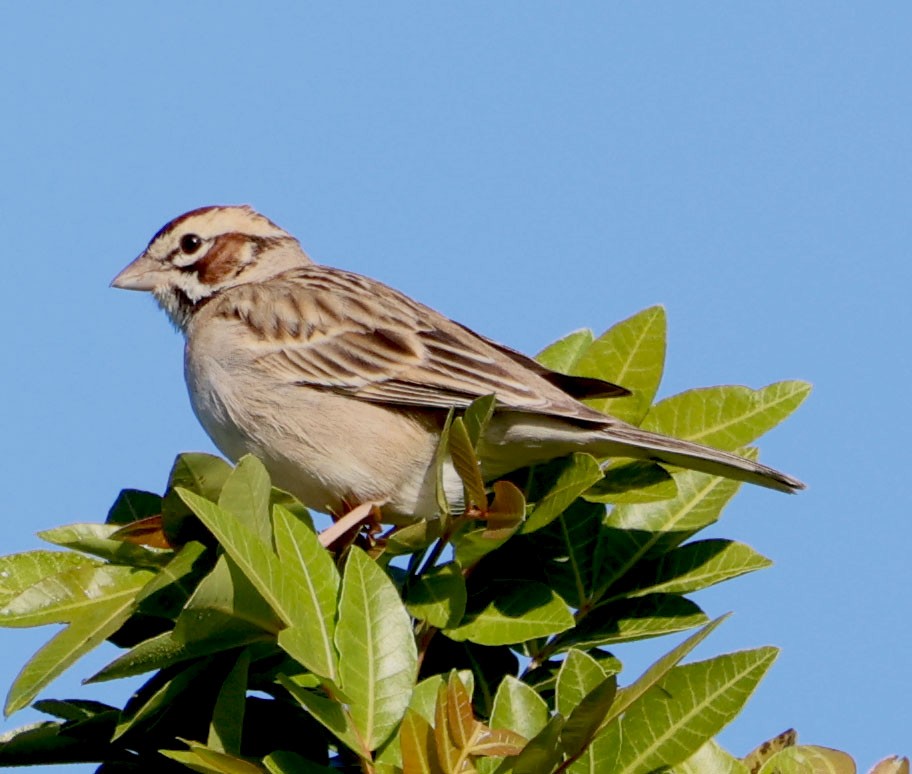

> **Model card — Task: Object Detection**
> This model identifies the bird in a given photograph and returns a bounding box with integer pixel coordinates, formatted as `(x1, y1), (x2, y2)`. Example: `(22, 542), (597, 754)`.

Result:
(111, 205), (803, 523)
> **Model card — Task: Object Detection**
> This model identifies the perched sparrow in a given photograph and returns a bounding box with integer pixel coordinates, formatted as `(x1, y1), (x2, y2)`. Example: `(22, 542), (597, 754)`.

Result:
(112, 206), (803, 522)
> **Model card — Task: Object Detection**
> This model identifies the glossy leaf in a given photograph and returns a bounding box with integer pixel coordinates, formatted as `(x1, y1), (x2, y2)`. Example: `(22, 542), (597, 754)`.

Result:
(37, 523), (171, 568)
(757, 745), (856, 773)
(3, 567), (151, 715)
(279, 675), (365, 756)
(583, 461), (677, 504)
(449, 418), (488, 510)
(464, 394), (497, 449)
(564, 595), (707, 649)
(623, 540), (771, 599)
(273, 504), (340, 682)
(607, 646), (778, 772)
(523, 454), (603, 533)
(400, 708), (444, 774)
(490, 675), (548, 741)
(642, 381), (811, 449)
(556, 649), (606, 717)
(535, 329), (595, 372)
(594, 461), (752, 597)
(218, 454), (273, 546)
(509, 715), (565, 774)
(445, 582), (574, 646)
(671, 739), (749, 773)
(173, 555), (281, 644)
(208, 649), (250, 754)
(0, 552), (100, 609)
(573, 305), (666, 423)
(264, 750), (337, 773)
(336, 547), (418, 751)
(406, 562), (467, 629)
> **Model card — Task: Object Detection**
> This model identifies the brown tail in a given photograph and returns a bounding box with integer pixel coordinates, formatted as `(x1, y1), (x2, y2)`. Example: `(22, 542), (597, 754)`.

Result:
(596, 424), (804, 493)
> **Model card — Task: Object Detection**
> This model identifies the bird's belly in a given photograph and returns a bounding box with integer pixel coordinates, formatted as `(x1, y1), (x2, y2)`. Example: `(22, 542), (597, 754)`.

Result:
(183, 348), (452, 521)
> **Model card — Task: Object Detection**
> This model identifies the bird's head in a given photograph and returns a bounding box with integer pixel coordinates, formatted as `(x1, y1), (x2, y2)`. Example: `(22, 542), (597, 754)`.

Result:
(111, 205), (311, 329)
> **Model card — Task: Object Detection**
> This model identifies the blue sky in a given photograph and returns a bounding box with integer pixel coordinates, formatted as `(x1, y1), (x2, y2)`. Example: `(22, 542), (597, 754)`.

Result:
(1, 3), (909, 768)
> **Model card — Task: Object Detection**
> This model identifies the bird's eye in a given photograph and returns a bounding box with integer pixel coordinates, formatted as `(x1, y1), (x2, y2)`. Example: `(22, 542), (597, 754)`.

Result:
(180, 234), (203, 255)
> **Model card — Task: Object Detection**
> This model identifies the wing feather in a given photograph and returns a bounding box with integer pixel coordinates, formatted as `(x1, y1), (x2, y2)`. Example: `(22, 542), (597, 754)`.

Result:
(212, 266), (625, 424)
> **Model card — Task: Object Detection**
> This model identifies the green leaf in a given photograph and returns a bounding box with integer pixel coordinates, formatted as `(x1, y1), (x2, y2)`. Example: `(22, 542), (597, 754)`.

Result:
(264, 750), (337, 773)
(464, 394), (497, 448)
(409, 672), (473, 725)
(273, 504), (340, 682)
(606, 647), (778, 772)
(4, 566), (154, 715)
(490, 676), (548, 740)
(523, 454), (603, 533)
(37, 523), (171, 568)
(278, 675), (365, 757)
(560, 674), (617, 761)
(218, 454), (273, 546)
(445, 582), (574, 646)
(0, 563), (153, 628)
(556, 650), (614, 774)
(603, 615), (729, 728)
(573, 305), (666, 423)
(0, 715), (119, 767)
(623, 539), (771, 599)
(173, 554), (281, 644)
(535, 500), (605, 609)
(642, 381), (811, 449)
(594, 461), (752, 597)
(114, 659), (210, 740)
(88, 622), (270, 683)
(564, 595), (708, 649)
(508, 714), (565, 774)
(106, 489), (163, 525)
(406, 562), (467, 629)
(583, 461), (677, 504)
(535, 328), (594, 372)
(556, 650), (606, 717)
(161, 742), (264, 773)
(174, 493), (280, 605)
(453, 527), (514, 569)
(670, 739), (749, 773)
(0, 552), (100, 609)
(757, 745), (856, 773)
(167, 453), (234, 500)
(449, 417), (488, 509)
(336, 547), (418, 751)
(208, 649), (250, 755)
(134, 540), (209, 611)
(384, 519), (443, 557)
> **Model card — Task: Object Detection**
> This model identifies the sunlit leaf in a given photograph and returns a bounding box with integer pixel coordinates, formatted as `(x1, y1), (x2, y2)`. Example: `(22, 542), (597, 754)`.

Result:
(523, 454), (603, 533)
(573, 305), (666, 423)
(450, 418), (488, 509)
(583, 461), (677, 504)
(336, 547), (418, 751)
(445, 582), (573, 646)
(670, 738), (749, 773)
(406, 562), (467, 629)
(38, 523), (171, 568)
(273, 504), (340, 682)
(490, 675), (548, 741)
(0, 552), (100, 609)
(218, 455), (273, 546)
(642, 381), (811, 449)
(535, 329), (595, 372)
(757, 745), (856, 774)
(606, 646), (778, 772)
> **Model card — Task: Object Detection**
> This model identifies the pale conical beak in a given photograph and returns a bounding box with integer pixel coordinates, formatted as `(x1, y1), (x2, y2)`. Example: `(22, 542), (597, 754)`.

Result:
(111, 253), (167, 291)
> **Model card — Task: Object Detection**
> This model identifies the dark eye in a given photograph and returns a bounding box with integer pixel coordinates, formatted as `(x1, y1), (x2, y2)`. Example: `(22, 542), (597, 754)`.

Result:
(180, 234), (202, 254)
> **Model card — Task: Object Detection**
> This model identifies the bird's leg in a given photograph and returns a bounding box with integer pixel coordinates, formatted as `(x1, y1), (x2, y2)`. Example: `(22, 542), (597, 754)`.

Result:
(319, 501), (382, 550)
